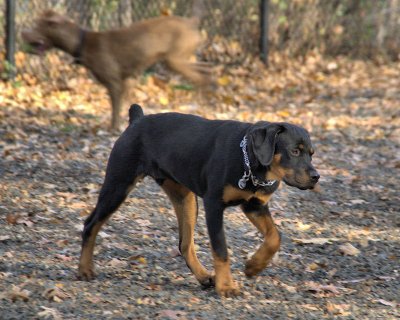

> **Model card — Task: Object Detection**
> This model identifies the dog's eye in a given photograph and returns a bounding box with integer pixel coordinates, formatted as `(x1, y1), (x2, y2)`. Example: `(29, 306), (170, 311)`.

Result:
(291, 148), (300, 156)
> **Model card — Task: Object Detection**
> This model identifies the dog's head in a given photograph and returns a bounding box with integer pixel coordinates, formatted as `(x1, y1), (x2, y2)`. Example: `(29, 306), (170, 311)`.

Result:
(21, 10), (74, 55)
(248, 122), (319, 190)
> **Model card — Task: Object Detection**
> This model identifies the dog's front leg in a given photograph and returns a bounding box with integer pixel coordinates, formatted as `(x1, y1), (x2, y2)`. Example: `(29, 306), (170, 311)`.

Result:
(241, 201), (281, 277)
(204, 198), (240, 297)
(160, 180), (214, 287)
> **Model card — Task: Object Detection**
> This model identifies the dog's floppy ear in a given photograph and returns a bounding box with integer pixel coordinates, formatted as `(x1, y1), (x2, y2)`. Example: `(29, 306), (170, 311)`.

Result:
(249, 123), (283, 166)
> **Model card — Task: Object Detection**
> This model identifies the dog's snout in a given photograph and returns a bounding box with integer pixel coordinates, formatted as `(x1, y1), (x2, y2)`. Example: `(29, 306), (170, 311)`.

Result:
(310, 170), (320, 182)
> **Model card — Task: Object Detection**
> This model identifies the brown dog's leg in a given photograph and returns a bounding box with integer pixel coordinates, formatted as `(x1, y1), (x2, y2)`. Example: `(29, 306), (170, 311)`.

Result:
(241, 201), (280, 277)
(106, 80), (125, 130)
(166, 58), (208, 86)
(161, 180), (214, 287)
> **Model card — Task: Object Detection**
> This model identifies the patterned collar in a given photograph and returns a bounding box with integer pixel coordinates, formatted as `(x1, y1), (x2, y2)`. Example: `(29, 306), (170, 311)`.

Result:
(238, 136), (276, 189)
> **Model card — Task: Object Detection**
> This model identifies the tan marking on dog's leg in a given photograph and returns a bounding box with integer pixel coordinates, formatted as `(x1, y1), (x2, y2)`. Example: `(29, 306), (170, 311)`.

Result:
(161, 180), (213, 287)
(78, 220), (105, 280)
(243, 213), (280, 277)
(78, 175), (143, 280)
(212, 250), (240, 297)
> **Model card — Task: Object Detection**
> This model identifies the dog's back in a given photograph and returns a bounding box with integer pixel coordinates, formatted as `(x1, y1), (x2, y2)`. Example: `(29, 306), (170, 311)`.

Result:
(120, 105), (249, 195)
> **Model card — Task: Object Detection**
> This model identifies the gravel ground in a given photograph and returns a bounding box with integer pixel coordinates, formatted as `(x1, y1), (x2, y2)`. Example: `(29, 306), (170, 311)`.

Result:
(1, 88), (399, 319)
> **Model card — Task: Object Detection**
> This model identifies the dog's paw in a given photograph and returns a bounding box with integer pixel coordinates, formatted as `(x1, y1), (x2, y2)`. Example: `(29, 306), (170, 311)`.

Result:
(198, 274), (215, 288)
(244, 260), (267, 278)
(77, 265), (96, 281)
(216, 281), (240, 298)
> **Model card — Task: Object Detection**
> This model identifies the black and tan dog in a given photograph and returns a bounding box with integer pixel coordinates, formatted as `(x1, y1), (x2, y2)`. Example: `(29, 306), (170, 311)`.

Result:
(78, 104), (320, 297)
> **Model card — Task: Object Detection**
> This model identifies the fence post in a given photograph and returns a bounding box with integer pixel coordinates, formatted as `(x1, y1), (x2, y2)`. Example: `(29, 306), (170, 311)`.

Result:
(5, 0), (16, 80)
(259, 0), (269, 66)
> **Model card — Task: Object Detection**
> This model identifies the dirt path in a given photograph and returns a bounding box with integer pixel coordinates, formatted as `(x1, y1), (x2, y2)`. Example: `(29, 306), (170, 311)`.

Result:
(1, 58), (399, 319)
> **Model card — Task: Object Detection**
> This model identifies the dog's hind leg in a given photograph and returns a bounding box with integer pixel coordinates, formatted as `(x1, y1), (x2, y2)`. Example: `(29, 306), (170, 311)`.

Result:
(241, 200), (280, 277)
(161, 179), (214, 287)
(78, 144), (144, 280)
(78, 175), (142, 280)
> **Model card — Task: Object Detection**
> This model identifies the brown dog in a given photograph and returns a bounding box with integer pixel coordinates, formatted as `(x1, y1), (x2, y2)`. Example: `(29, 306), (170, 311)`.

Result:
(22, 10), (210, 129)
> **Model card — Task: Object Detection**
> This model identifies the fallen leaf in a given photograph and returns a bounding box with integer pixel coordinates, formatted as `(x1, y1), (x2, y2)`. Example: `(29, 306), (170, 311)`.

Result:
(136, 219), (151, 226)
(55, 254), (73, 262)
(129, 255), (147, 265)
(306, 262), (319, 272)
(159, 96), (169, 106)
(374, 299), (398, 308)
(339, 243), (360, 256)
(70, 201), (87, 209)
(107, 258), (128, 268)
(17, 218), (34, 227)
(6, 213), (20, 225)
(301, 304), (320, 311)
(7, 285), (31, 302)
(146, 284), (162, 291)
(350, 199), (367, 205)
(293, 238), (340, 245)
(326, 302), (351, 315)
(281, 283), (297, 293)
(86, 295), (102, 304)
(217, 76), (230, 86)
(56, 239), (69, 247)
(157, 309), (187, 320)
(168, 247), (181, 257)
(0, 235), (11, 241)
(98, 231), (111, 238)
(276, 110), (290, 117)
(42, 287), (70, 302)
(303, 281), (343, 296)
(296, 222), (312, 231)
(38, 306), (63, 320)
(79, 208), (91, 217)
(136, 297), (155, 305)
(137, 257), (147, 264)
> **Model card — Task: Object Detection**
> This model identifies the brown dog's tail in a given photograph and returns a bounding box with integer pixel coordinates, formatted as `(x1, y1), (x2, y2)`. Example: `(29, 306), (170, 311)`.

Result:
(128, 104), (144, 125)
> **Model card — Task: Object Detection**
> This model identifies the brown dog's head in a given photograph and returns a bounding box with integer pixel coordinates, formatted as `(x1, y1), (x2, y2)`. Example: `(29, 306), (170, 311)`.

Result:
(21, 10), (76, 55)
(248, 122), (319, 190)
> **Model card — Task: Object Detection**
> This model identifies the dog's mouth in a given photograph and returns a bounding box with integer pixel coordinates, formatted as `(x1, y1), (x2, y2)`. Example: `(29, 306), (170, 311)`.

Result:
(283, 176), (317, 190)
(27, 40), (50, 55)
(21, 30), (50, 55)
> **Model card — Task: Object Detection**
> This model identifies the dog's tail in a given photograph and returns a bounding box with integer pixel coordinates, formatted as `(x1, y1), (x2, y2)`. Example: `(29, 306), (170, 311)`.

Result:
(128, 104), (144, 125)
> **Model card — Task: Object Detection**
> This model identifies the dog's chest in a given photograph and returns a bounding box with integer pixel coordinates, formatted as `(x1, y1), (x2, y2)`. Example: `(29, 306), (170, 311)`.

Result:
(222, 185), (274, 205)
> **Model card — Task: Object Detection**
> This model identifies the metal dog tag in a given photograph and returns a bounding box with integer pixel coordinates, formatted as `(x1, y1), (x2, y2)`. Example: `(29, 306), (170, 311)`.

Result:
(238, 178), (247, 189)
